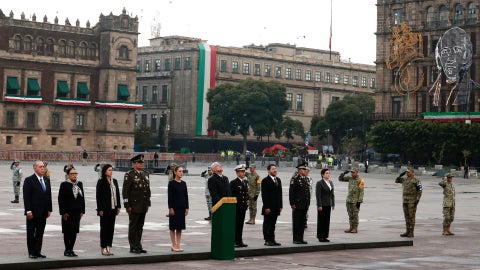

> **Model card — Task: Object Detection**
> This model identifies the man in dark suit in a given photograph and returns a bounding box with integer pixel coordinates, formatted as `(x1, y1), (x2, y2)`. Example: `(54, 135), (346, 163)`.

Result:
(261, 164), (283, 246)
(230, 164), (249, 248)
(208, 162), (231, 206)
(23, 160), (53, 259)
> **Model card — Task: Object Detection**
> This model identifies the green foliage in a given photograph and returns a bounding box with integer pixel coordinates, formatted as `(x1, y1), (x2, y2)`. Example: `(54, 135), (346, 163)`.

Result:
(134, 124), (152, 151)
(278, 116), (305, 142)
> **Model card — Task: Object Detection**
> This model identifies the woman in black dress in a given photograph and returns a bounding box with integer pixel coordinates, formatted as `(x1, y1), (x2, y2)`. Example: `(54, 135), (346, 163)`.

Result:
(168, 165), (189, 252)
(316, 168), (335, 242)
(96, 164), (121, 256)
(58, 167), (85, 257)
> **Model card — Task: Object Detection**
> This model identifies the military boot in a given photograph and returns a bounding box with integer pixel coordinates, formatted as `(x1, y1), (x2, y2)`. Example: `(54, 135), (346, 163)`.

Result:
(344, 227), (353, 233)
(350, 226), (358, 233)
(446, 226), (454, 236)
(442, 226), (449, 235)
(245, 217), (254, 225)
(10, 196), (19, 203)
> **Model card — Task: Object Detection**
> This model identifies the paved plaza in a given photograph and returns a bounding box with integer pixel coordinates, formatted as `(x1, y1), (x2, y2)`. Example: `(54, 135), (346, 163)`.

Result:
(1, 160), (479, 269)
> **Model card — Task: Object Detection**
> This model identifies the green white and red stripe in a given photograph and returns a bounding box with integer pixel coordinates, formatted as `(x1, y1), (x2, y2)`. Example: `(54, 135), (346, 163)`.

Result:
(196, 43), (216, 136)
(95, 100), (143, 109)
(4, 95), (42, 103)
(423, 112), (480, 122)
(55, 98), (91, 106)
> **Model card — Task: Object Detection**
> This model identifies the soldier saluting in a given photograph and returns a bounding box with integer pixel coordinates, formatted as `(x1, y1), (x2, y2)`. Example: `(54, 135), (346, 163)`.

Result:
(10, 159), (23, 203)
(339, 168), (365, 233)
(122, 154), (151, 254)
(395, 167), (422, 238)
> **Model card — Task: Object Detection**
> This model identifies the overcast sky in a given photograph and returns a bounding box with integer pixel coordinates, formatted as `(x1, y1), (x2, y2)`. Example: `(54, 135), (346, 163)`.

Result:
(2, 0), (377, 65)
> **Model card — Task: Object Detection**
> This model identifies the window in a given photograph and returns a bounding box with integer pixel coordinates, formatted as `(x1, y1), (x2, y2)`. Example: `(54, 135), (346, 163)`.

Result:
(326, 72), (331, 83)
(67, 41), (75, 57)
(370, 78), (376, 88)
(426, 6), (435, 28)
(58, 40), (66, 56)
(295, 69), (302, 80)
(353, 76), (359, 86)
(27, 136), (33, 145)
(76, 138), (82, 146)
(151, 114), (157, 131)
(6, 111), (16, 128)
(439, 5), (449, 27)
(220, 60), (227, 72)
(174, 57), (181, 70)
(51, 112), (62, 129)
(119, 45), (129, 60)
(431, 36), (439, 54)
(305, 70), (312, 81)
(141, 114), (147, 126)
(315, 71), (321, 82)
(145, 60), (151, 72)
(468, 3), (477, 24)
(232, 61), (239, 73)
(164, 58), (171, 71)
(286, 93), (293, 110)
(87, 43), (97, 59)
(275, 66), (282, 78)
(79, 42), (87, 57)
(51, 137), (57, 146)
(332, 96), (340, 102)
(152, 86), (158, 104)
(6, 77), (20, 95)
(296, 94), (303, 111)
(6, 136), (12, 144)
(77, 82), (90, 99)
(361, 76), (367, 87)
(243, 62), (250, 74)
(454, 4), (464, 26)
(155, 59), (161, 71)
(392, 97), (401, 116)
(37, 37), (45, 55)
(24, 36), (32, 52)
(161, 85), (168, 104)
(13, 35), (21, 50)
(117, 84), (130, 101)
(57, 80), (70, 98)
(343, 75), (349, 85)
(286, 68), (292, 79)
(254, 64), (261, 76)
(76, 113), (86, 129)
(136, 61), (141, 71)
(265, 65), (271, 77)
(184, 57), (191, 70)
(431, 65), (439, 83)
(334, 73), (340, 84)
(393, 8), (403, 25)
(142, 86), (148, 103)
(26, 111), (36, 129)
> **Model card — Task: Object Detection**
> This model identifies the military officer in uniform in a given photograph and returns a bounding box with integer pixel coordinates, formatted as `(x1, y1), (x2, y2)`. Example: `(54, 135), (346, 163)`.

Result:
(339, 168), (365, 233)
(289, 162), (311, 244)
(245, 164), (261, 225)
(395, 167), (422, 237)
(439, 173), (455, 236)
(10, 159), (23, 203)
(230, 164), (249, 247)
(122, 154), (151, 254)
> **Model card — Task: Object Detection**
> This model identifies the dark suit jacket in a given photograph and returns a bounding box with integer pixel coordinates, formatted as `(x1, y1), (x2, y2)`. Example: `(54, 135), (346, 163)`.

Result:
(23, 174), (53, 217)
(208, 173), (231, 206)
(96, 178), (121, 215)
(316, 179), (335, 207)
(261, 175), (283, 216)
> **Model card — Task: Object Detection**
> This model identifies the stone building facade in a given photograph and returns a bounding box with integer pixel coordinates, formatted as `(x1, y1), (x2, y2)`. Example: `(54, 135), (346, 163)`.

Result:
(0, 8), (141, 152)
(136, 36), (375, 150)
(374, 0), (479, 121)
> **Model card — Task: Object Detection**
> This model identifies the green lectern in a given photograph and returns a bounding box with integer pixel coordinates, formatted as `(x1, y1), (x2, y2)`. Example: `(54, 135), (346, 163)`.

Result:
(210, 197), (237, 260)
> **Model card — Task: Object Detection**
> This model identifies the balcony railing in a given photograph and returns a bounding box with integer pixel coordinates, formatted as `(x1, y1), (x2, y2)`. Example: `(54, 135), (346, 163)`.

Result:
(370, 112), (423, 121)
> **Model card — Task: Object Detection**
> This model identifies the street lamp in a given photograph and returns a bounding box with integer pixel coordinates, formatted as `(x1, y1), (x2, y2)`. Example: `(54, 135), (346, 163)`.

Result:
(324, 129), (330, 154)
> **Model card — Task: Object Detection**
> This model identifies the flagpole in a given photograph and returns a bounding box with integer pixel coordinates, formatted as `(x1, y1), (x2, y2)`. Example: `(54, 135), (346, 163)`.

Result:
(329, 0), (332, 60)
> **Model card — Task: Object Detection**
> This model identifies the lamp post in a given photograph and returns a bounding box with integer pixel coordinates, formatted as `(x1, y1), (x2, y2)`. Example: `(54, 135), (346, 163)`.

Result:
(324, 129), (330, 154)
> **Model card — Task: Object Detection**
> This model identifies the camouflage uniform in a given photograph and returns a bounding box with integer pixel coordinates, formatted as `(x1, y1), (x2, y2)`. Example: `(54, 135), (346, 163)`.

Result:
(123, 168), (151, 252)
(395, 172), (422, 237)
(245, 170), (261, 223)
(10, 161), (23, 203)
(338, 171), (365, 232)
(439, 177), (455, 235)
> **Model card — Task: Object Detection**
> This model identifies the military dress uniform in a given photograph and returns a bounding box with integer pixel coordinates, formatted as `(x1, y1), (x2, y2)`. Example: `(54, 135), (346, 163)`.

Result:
(122, 154), (151, 253)
(395, 168), (422, 237)
(439, 173), (455, 235)
(230, 165), (249, 247)
(10, 159), (23, 203)
(339, 168), (365, 233)
(245, 165), (261, 224)
(289, 164), (311, 244)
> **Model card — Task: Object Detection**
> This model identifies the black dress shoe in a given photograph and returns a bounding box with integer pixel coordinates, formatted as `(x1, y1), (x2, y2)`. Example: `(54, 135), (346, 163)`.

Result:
(204, 217), (211, 220)
(319, 238), (330, 242)
(301, 241), (308, 244)
(264, 241), (275, 246)
(37, 254), (47, 258)
(293, 241), (303, 244)
(70, 251), (78, 257)
(64, 250), (70, 257)
(237, 243), (248, 247)
(130, 248), (141, 254)
(29, 254), (38, 259)
(139, 249), (147, 253)
(273, 241), (281, 246)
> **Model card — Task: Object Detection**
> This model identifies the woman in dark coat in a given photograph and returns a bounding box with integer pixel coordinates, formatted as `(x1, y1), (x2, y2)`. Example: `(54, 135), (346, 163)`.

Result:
(316, 168), (335, 242)
(58, 167), (85, 257)
(96, 164), (121, 256)
(168, 165), (189, 252)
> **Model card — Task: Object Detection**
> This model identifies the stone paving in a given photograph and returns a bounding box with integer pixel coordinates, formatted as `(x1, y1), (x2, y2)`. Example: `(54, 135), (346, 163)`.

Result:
(1, 160), (479, 269)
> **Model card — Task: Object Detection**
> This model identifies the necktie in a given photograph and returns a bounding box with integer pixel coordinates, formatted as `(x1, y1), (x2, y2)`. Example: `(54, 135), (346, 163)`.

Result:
(272, 177), (277, 186)
(40, 178), (46, 192)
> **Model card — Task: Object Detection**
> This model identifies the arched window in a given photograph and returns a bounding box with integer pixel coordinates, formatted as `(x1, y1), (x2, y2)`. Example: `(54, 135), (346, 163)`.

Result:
(67, 40), (75, 57)
(45, 38), (55, 56)
(58, 40), (67, 56)
(439, 5), (449, 27)
(119, 45), (129, 60)
(467, 2), (477, 24)
(13, 35), (22, 51)
(23, 36), (33, 52)
(455, 4), (464, 26)
(37, 37), (45, 55)
(426, 6), (435, 28)
(78, 42), (87, 58)
(88, 43), (97, 59)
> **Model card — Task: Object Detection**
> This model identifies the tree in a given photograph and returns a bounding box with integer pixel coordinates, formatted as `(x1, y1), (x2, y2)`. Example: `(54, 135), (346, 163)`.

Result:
(207, 78), (289, 154)
(276, 116), (305, 142)
(134, 124), (152, 151)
